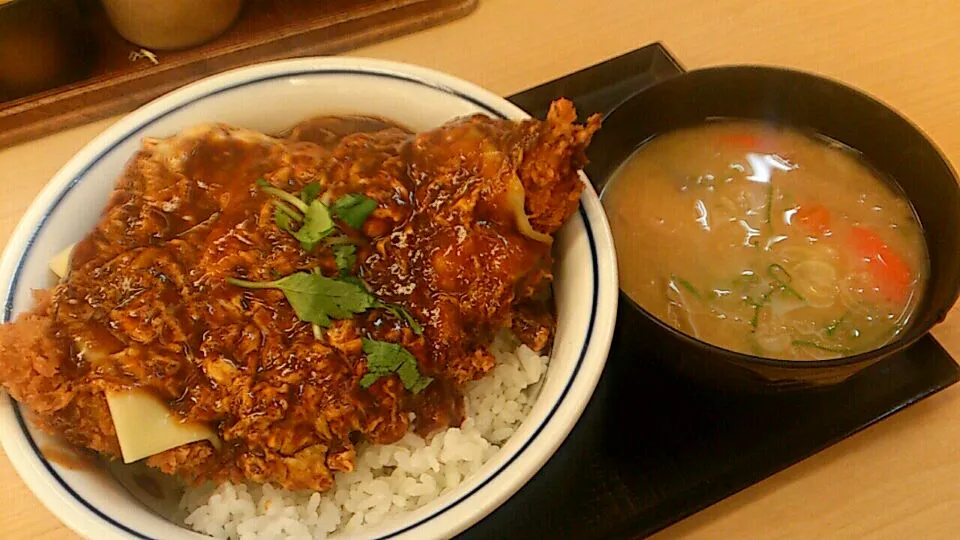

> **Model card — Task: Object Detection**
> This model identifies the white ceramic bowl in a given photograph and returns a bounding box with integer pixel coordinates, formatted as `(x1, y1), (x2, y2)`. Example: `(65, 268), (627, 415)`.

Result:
(0, 57), (618, 540)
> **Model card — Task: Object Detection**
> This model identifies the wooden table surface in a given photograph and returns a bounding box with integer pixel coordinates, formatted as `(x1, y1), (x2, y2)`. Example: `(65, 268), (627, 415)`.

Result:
(2, 1), (960, 538)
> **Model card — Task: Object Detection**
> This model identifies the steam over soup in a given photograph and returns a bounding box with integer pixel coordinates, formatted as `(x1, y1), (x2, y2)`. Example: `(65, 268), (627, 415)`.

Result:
(602, 121), (928, 360)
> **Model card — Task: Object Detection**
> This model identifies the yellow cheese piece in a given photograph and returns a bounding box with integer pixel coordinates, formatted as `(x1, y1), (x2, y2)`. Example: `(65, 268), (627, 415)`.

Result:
(49, 243), (75, 280)
(105, 389), (220, 464)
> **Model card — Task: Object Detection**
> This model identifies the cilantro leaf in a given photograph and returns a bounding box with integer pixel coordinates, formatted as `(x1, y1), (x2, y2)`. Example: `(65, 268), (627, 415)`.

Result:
(301, 183), (321, 204)
(227, 272), (375, 327)
(333, 244), (356, 275)
(358, 373), (381, 388)
(359, 338), (432, 393)
(396, 360), (431, 393)
(274, 206), (295, 233)
(361, 339), (407, 374)
(377, 302), (423, 335)
(340, 274), (371, 292)
(256, 180), (333, 250)
(332, 193), (377, 230)
(244, 183), (424, 345)
(290, 200), (334, 251)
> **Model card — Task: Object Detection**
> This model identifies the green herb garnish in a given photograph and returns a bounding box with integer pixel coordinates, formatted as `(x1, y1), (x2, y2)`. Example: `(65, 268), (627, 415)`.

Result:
(824, 313), (848, 336)
(333, 244), (357, 276)
(226, 272), (375, 327)
(765, 264), (805, 301)
(777, 282), (805, 302)
(377, 302), (423, 335)
(358, 338), (432, 393)
(301, 182), (321, 204)
(767, 263), (792, 283)
(748, 295), (766, 328)
(746, 273), (806, 329)
(332, 193), (378, 229)
(274, 205), (295, 232)
(671, 274), (703, 300)
(340, 274), (371, 292)
(257, 179), (335, 251)
(235, 183), (424, 346)
(285, 200), (334, 251)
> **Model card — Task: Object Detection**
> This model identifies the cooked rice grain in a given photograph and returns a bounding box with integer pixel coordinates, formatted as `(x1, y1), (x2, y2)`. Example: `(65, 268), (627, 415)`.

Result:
(180, 335), (547, 539)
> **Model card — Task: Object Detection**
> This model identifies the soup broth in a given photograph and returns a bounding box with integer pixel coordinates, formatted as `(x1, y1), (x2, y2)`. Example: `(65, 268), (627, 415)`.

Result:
(602, 121), (928, 360)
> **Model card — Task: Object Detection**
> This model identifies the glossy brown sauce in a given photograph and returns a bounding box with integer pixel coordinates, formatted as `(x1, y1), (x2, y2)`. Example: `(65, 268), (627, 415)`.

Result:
(2, 101), (598, 491)
(55, 117), (462, 473)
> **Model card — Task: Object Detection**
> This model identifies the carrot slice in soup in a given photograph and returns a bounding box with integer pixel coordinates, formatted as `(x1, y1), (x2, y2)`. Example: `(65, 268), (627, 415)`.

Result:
(720, 132), (781, 153)
(721, 133), (761, 149)
(850, 226), (912, 302)
(795, 204), (831, 236)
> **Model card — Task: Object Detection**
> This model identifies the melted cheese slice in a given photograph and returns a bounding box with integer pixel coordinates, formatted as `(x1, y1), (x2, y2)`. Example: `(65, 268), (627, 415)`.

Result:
(105, 389), (220, 464)
(50, 245), (220, 462)
(49, 243), (75, 280)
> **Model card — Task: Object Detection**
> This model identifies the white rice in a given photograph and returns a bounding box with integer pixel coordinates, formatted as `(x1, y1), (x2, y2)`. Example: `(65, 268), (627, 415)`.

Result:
(180, 334), (548, 539)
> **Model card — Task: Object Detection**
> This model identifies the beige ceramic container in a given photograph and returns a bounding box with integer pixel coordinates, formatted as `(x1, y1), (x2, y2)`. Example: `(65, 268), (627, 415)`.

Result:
(100, 0), (243, 50)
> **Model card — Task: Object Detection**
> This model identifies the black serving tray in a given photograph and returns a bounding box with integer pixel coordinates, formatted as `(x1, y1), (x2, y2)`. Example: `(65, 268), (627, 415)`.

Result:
(460, 42), (960, 539)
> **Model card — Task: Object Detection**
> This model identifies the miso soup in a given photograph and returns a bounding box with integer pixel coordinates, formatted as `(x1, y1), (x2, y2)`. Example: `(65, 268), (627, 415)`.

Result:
(601, 121), (928, 360)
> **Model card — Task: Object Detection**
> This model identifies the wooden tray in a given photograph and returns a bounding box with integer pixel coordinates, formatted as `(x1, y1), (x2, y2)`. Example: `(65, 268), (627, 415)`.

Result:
(0, 0), (478, 149)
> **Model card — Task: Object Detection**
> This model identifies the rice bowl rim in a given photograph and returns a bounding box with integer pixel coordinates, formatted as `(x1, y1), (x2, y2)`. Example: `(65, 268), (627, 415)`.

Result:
(0, 57), (619, 540)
